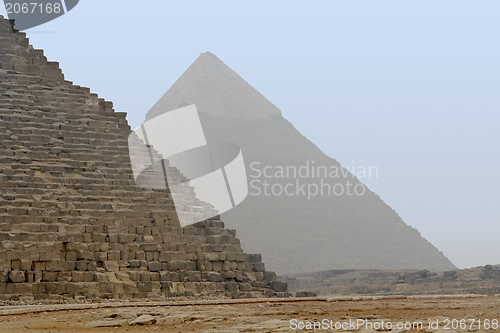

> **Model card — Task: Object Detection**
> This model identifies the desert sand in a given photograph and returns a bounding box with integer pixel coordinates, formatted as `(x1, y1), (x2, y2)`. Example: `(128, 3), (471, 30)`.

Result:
(0, 296), (499, 332)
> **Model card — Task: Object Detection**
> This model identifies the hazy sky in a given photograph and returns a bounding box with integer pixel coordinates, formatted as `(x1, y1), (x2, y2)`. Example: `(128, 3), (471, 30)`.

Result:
(2, 1), (499, 268)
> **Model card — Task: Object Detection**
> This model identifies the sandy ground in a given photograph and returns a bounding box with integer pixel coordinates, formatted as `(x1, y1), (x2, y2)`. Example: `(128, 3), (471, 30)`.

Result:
(0, 296), (499, 332)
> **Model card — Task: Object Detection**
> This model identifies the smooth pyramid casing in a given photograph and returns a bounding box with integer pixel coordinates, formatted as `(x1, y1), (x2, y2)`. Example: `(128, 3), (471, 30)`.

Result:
(146, 52), (457, 275)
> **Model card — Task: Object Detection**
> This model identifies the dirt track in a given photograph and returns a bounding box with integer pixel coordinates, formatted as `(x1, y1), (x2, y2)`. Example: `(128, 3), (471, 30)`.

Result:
(0, 296), (499, 332)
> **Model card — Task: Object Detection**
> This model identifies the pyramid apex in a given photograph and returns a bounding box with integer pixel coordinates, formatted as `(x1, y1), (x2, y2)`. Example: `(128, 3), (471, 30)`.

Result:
(146, 53), (282, 120)
(193, 51), (226, 65)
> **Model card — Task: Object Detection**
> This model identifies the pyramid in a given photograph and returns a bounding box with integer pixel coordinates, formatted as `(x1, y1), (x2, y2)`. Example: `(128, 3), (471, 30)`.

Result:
(0, 17), (286, 300)
(146, 52), (457, 275)
(148, 52), (281, 119)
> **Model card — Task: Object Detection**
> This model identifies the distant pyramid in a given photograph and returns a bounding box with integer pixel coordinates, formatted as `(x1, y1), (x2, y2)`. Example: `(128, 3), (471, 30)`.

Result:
(146, 52), (456, 275)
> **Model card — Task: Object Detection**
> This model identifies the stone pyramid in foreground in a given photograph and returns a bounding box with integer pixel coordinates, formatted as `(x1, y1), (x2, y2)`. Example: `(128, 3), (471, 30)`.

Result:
(146, 52), (457, 275)
(0, 16), (286, 301)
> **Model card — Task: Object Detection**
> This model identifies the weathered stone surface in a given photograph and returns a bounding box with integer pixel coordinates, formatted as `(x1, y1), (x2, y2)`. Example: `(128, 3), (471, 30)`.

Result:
(9, 270), (25, 283)
(103, 261), (119, 272)
(129, 315), (156, 326)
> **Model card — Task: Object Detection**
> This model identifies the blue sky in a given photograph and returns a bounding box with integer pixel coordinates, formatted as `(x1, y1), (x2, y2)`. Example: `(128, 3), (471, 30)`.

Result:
(2, 1), (499, 268)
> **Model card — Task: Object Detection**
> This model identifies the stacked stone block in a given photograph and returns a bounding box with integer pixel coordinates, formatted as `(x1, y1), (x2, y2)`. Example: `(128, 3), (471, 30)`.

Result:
(0, 16), (287, 300)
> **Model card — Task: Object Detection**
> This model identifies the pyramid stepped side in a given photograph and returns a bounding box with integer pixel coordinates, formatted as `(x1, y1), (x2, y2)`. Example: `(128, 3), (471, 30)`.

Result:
(0, 16), (286, 301)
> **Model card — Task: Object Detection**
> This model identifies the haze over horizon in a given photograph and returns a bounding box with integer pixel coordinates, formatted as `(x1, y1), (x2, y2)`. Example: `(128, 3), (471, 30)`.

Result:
(2, 1), (499, 269)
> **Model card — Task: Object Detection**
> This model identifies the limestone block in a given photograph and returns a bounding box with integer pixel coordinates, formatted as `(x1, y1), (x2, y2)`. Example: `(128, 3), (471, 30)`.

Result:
(80, 251), (93, 260)
(120, 250), (130, 260)
(159, 251), (175, 261)
(148, 261), (161, 272)
(107, 251), (120, 261)
(128, 271), (141, 282)
(263, 271), (277, 282)
(270, 281), (287, 292)
(95, 272), (109, 282)
(212, 244), (224, 252)
(115, 272), (132, 282)
(66, 251), (78, 261)
(72, 271), (84, 282)
(146, 252), (155, 261)
(103, 261), (119, 272)
(159, 271), (171, 281)
(188, 271), (201, 282)
(83, 271), (94, 282)
(225, 281), (237, 293)
(223, 261), (231, 271)
(184, 282), (198, 293)
(200, 282), (216, 294)
(57, 271), (72, 282)
(42, 271), (57, 282)
(137, 282), (152, 292)
(82, 233), (92, 243)
(140, 272), (151, 282)
(0, 270), (9, 283)
(212, 261), (223, 272)
(9, 270), (27, 282)
(33, 261), (45, 271)
(166, 261), (183, 271)
(204, 252), (219, 261)
(129, 260), (140, 268)
(236, 253), (247, 262)
(13, 283), (33, 295)
(74, 282), (99, 295)
(239, 282), (253, 291)
(186, 244), (200, 253)
(123, 281), (138, 293)
(206, 235), (221, 244)
(170, 282), (185, 293)
(87, 261), (97, 271)
(75, 261), (87, 271)
(58, 260), (75, 271)
(46, 282), (66, 294)
(252, 262), (265, 272)
(93, 233), (106, 242)
(248, 254), (262, 262)
(96, 252), (107, 261)
(106, 272), (119, 282)
(135, 251), (145, 260)
(108, 234), (118, 243)
(244, 272), (257, 282)
(263, 288), (275, 297)
(207, 272), (223, 282)
(99, 281), (116, 294)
